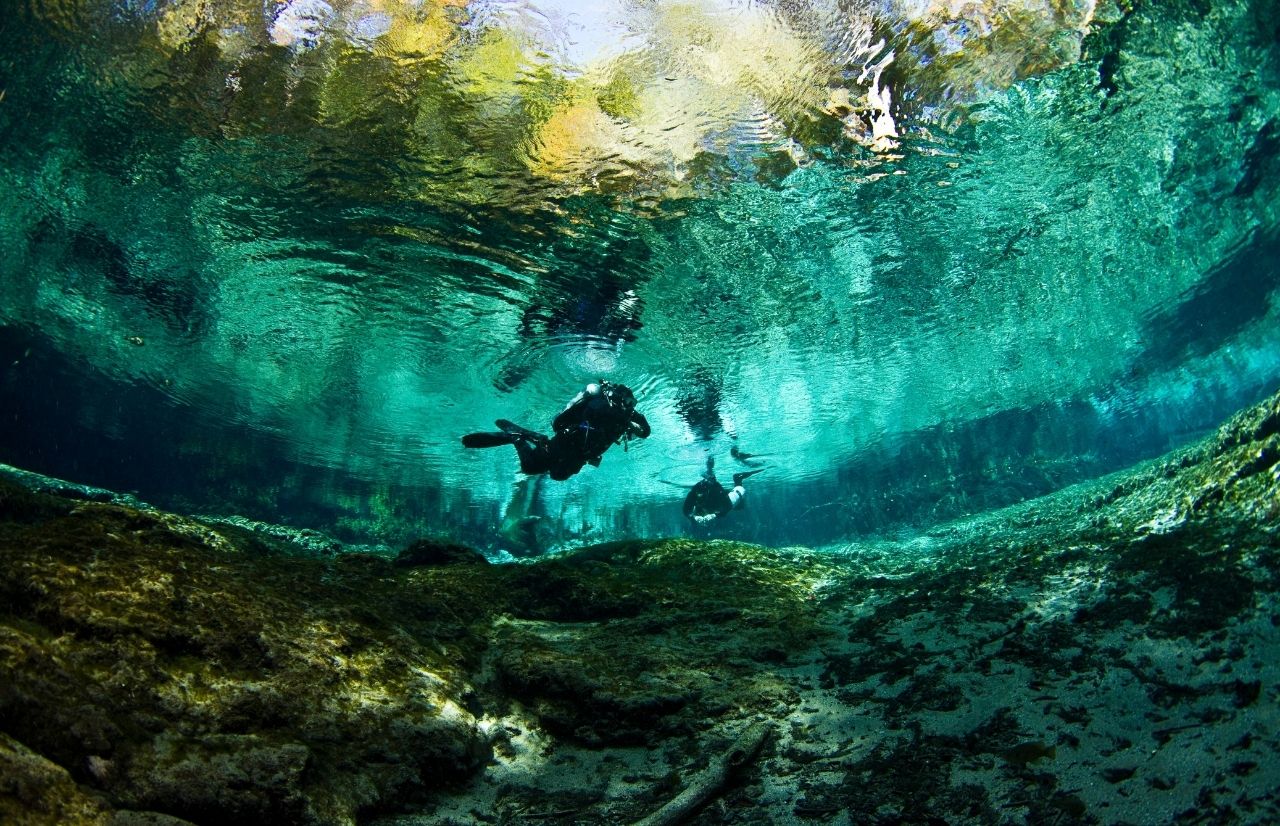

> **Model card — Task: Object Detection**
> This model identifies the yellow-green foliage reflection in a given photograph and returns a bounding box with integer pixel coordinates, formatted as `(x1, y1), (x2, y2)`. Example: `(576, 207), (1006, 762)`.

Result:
(21, 0), (1118, 205)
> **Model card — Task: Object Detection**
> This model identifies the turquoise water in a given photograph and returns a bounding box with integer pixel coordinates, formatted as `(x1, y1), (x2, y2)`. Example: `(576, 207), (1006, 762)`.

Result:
(1, 0), (1278, 552)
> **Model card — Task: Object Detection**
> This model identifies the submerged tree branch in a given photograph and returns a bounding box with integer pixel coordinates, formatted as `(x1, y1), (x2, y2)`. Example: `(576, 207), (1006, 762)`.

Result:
(632, 721), (771, 826)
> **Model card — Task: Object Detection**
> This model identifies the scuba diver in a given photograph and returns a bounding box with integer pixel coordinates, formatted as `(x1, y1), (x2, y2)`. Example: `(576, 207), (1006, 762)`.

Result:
(682, 456), (763, 526)
(461, 381), (651, 481)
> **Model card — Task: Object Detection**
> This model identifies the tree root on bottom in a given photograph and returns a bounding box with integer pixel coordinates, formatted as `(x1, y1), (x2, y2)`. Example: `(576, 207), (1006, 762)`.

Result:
(632, 720), (771, 826)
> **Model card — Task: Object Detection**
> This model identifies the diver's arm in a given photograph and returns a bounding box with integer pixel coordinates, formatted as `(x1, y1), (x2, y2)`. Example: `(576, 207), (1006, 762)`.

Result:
(627, 411), (651, 439)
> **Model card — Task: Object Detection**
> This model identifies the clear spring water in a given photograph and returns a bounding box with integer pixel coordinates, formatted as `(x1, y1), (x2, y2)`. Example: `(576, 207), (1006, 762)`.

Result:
(1, 0), (1278, 553)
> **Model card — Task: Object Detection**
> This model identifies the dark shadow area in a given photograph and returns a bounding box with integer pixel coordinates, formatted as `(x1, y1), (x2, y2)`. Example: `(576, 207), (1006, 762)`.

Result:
(1134, 227), (1279, 375)
(0, 326), (502, 550)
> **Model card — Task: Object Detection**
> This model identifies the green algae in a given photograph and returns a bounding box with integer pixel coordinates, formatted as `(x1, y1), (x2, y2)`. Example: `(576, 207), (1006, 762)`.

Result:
(0, 496), (490, 824)
(0, 482), (839, 822)
(1, 389), (1279, 824)
(0, 733), (114, 826)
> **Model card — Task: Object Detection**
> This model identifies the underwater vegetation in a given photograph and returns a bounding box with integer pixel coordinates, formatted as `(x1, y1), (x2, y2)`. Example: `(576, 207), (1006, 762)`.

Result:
(2, 387), (1277, 825)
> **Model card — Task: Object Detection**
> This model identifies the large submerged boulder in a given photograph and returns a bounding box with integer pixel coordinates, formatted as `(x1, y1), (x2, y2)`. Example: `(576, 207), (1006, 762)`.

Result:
(0, 493), (490, 825)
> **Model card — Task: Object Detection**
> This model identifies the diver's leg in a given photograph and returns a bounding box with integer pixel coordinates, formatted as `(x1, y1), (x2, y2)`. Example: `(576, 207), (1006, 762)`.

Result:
(497, 419), (548, 444)
(462, 431), (519, 448)
(512, 438), (552, 475)
(727, 469), (763, 510)
(548, 454), (586, 481)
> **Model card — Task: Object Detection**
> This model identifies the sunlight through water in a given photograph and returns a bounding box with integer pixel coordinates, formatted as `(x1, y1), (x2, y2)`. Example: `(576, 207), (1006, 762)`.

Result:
(1, 0), (1278, 551)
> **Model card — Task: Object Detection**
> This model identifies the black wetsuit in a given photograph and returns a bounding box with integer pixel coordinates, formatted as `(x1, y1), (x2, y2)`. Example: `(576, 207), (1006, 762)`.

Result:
(463, 383), (650, 481)
(682, 463), (760, 525)
(683, 477), (735, 522)
(533, 387), (649, 479)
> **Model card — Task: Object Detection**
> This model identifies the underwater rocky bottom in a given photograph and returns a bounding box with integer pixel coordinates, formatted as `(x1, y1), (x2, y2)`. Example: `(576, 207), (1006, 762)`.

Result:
(1, 393), (1278, 826)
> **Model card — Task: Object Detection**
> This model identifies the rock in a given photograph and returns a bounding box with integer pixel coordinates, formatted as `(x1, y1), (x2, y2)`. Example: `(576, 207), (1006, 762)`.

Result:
(0, 733), (112, 826)
(192, 515), (348, 558)
(116, 735), (312, 823)
(1, 390), (1278, 825)
(111, 812), (198, 826)
(0, 477), (74, 522)
(394, 538), (489, 567)
(0, 502), (491, 825)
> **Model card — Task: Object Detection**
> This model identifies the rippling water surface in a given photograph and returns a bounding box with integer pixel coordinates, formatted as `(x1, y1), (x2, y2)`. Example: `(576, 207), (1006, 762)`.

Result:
(1, 0), (1278, 550)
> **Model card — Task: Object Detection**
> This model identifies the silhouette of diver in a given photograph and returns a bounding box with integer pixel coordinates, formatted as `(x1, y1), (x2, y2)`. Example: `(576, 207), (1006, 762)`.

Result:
(462, 381), (651, 481)
(682, 456), (763, 525)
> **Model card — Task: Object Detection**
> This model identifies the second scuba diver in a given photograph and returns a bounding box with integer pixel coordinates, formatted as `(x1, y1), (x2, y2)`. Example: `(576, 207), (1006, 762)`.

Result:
(682, 456), (763, 526)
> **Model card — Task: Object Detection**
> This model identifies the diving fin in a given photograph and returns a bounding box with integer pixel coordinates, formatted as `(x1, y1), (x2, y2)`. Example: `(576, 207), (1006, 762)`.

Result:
(732, 469), (765, 486)
(462, 432), (519, 449)
(496, 419), (546, 442)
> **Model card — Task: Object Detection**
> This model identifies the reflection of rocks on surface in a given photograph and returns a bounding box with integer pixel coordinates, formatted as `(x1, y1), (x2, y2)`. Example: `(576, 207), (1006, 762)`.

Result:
(2, 391), (1279, 825)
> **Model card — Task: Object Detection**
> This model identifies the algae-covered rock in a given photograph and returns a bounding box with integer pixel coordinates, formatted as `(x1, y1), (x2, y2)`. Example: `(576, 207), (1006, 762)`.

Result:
(0, 502), (490, 825)
(0, 475), (75, 523)
(0, 733), (112, 826)
(189, 514), (349, 559)
(0, 489), (837, 819)
(394, 538), (489, 568)
(117, 735), (312, 822)
(2, 390), (1279, 825)
(482, 539), (835, 745)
